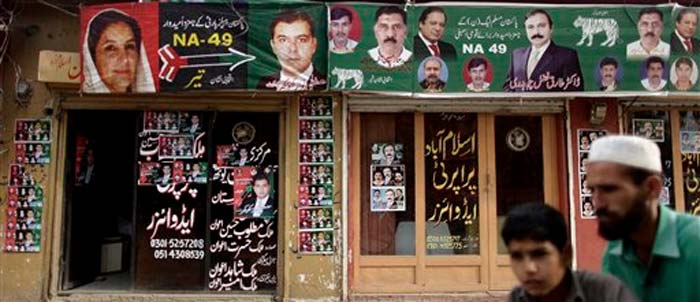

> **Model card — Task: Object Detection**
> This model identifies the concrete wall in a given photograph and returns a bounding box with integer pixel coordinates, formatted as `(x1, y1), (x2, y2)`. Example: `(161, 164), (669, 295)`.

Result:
(0, 5), (77, 302)
(568, 99), (620, 270)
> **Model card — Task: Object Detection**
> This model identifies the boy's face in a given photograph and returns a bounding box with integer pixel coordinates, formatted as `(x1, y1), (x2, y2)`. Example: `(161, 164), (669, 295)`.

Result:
(507, 238), (567, 297)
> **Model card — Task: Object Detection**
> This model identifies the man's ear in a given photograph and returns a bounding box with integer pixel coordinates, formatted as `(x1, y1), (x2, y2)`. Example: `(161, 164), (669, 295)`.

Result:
(645, 174), (663, 200)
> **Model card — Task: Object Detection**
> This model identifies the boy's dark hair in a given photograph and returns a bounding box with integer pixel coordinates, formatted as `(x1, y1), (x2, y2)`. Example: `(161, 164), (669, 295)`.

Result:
(501, 202), (568, 252)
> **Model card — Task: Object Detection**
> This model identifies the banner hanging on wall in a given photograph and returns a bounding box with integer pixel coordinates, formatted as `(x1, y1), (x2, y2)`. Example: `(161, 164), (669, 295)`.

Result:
(80, 2), (700, 95)
(80, 1), (327, 93)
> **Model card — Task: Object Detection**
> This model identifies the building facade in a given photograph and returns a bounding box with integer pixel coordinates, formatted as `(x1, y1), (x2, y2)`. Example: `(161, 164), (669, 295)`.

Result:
(0, 2), (699, 302)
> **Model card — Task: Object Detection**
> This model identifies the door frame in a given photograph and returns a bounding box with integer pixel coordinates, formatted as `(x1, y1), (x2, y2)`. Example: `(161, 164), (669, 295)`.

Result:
(349, 112), (563, 293)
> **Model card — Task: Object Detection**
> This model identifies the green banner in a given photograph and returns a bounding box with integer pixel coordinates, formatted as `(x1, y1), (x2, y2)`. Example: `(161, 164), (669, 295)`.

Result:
(81, 2), (700, 94)
(328, 3), (698, 93)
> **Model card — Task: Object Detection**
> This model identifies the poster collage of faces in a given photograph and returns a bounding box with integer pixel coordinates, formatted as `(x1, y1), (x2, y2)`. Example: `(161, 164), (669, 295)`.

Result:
(370, 143), (406, 212)
(298, 96), (334, 254)
(5, 119), (51, 252)
(14, 119), (51, 165)
(138, 111), (207, 186)
(578, 129), (608, 219)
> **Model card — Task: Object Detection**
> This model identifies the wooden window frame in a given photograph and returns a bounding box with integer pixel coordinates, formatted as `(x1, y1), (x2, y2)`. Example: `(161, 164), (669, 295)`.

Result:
(350, 112), (561, 293)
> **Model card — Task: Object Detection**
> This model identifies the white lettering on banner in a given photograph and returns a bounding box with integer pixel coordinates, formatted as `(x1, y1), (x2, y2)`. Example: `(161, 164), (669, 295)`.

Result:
(368, 75), (393, 85)
(146, 204), (196, 239)
(162, 14), (248, 34)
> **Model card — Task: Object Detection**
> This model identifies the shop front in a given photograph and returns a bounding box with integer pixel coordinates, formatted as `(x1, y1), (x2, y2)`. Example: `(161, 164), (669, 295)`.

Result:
(5, 1), (700, 302)
(347, 99), (567, 295)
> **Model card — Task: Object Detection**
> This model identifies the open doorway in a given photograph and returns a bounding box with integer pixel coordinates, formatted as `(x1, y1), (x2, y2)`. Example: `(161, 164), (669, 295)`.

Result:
(62, 110), (138, 290)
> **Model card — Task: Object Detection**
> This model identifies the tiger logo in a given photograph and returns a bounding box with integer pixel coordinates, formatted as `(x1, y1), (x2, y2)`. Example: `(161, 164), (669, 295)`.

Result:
(573, 16), (620, 47)
(331, 67), (364, 90)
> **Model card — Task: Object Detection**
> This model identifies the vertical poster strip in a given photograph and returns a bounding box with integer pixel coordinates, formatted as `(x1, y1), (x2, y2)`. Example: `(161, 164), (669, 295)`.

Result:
(6, 118), (52, 252)
(577, 129), (607, 219)
(5, 164), (43, 252)
(298, 96), (335, 254)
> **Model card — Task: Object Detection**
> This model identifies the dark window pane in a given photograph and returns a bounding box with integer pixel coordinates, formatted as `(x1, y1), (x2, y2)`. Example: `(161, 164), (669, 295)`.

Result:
(679, 111), (700, 215)
(424, 113), (479, 255)
(495, 116), (544, 254)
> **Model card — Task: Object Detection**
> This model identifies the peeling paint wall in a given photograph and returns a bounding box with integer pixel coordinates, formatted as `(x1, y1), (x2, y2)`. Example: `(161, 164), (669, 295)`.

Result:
(0, 5), (78, 302)
(283, 98), (343, 302)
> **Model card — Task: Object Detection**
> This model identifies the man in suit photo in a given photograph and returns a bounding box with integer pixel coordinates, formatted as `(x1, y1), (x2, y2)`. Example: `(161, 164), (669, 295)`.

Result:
(505, 9), (584, 92)
(413, 7), (456, 62)
(670, 8), (699, 54)
(258, 10), (327, 91)
(598, 57), (620, 91)
(236, 174), (276, 219)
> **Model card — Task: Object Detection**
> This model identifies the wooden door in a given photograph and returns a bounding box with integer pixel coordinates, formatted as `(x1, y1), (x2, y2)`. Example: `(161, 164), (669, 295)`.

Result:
(350, 112), (561, 293)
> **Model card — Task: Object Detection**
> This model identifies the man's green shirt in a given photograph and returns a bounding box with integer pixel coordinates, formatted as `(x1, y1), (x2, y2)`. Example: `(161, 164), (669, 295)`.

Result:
(602, 205), (700, 302)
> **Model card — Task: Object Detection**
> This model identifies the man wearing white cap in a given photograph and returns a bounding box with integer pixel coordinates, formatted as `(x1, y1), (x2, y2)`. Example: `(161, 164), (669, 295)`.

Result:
(586, 135), (700, 302)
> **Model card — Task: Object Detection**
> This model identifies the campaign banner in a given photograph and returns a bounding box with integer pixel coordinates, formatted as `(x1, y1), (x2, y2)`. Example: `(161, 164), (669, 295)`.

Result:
(80, 2), (327, 93)
(81, 2), (700, 94)
(328, 4), (687, 93)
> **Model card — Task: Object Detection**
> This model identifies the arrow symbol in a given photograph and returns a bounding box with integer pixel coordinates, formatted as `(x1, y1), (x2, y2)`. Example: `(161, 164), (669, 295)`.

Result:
(158, 44), (256, 82)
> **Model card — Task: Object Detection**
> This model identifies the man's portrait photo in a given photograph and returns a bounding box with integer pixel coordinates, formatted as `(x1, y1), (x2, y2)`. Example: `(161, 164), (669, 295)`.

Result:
(371, 143), (403, 165)
(464, 57), (492, 92)
(82, 8), (156, 93)
(595, 57), (622, 91)
(504, 9), (584, 92)
(640, 56), (668, 91)
(257, 9), (327, 91)
(329, 6), (359, 54)
(627, 7), (670, 60)
(236, 174), (276, 219)
(633, 118), (665, 142)
(418, 56), (447, 92)
(670, 8), (699, 54)
(413, 7), (456, 62)
(670, 56), (698, 91)
(367, 6), (413, 69)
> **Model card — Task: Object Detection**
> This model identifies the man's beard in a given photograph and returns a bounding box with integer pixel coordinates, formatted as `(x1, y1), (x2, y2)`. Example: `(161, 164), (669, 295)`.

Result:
(426, 75), (440, 84)
(596, 190), (650, 240)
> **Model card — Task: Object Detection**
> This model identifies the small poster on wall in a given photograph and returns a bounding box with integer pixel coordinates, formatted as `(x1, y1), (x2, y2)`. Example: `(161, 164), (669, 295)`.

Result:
(680, 131), (700, 153)
(15, 119), (51, 143)
(299, 230), (333, 254)
(370, 143), (405, 212)
(577, 129), (608, 219)
(632, 118), (665, 142)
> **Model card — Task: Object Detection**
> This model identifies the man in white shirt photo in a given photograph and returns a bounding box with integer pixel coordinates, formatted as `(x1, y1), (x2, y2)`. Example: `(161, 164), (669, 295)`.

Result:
(367, 6), (413, 69)
(627, 7), (670, 60)
(329, 7), (358, 54)
(640, 56), (667, 91)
